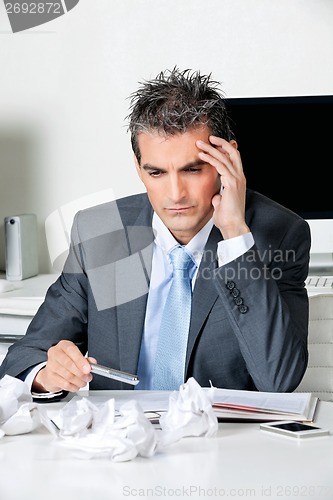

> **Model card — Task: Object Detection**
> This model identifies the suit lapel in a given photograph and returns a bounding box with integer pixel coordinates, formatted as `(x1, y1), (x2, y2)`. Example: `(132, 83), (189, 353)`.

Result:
(186, 226), (221, 368)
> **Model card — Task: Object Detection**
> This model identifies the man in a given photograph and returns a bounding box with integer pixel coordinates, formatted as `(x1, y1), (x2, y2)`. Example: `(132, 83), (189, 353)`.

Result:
(0, 68), (311, 397)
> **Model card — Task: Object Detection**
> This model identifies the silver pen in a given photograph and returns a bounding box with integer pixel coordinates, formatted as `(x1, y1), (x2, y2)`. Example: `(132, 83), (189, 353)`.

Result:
(89, 362), (139, 386)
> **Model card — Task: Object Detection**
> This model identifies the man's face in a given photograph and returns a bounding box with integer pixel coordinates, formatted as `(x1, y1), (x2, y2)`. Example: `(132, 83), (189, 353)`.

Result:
(135, 127), (221, 244)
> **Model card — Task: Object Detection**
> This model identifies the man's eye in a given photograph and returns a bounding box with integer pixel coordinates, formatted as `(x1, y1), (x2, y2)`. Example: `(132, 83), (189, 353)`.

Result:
(148, 170), (162, 177)
(186, 167), (201, 173)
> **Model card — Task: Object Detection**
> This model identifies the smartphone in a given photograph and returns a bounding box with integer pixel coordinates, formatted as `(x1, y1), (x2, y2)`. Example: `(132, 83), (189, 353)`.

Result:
(260, 421), (330, 439)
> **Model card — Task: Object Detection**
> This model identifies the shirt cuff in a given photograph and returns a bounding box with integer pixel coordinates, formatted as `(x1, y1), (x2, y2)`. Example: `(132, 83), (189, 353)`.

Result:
(25, 362), (64, 400)
(24, 362), (47, 391)
(217, 232), (254, 267)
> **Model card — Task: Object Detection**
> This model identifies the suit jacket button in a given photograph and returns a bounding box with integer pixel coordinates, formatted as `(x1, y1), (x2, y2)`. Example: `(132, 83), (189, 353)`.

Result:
(234, 296), (243, 306)
(226, 280), (235, 290)
(238, 304), (248, 314)
(231, 287), (240, 298)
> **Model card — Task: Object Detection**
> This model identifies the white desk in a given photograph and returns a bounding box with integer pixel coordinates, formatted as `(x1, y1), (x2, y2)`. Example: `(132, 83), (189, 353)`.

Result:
(0, 392), (332, 500)
(0, 274), (58, 363)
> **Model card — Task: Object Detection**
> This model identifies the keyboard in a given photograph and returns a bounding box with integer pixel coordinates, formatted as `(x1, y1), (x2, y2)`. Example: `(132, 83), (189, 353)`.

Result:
(305, 276), (333, 296)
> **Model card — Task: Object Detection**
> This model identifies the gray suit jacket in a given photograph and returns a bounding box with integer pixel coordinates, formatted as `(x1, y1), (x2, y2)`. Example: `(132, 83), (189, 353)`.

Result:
(0, 189), (311, 392)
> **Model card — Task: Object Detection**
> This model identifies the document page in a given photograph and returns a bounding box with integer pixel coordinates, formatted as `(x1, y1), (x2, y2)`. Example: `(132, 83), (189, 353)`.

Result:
(76, 390), (171, 416)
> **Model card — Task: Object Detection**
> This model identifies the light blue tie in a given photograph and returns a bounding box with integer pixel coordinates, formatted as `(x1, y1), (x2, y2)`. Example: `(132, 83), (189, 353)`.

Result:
(152, 246), (193, 390)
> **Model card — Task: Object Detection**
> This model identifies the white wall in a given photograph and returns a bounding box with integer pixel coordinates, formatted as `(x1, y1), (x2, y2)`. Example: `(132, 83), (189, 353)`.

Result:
(1, 0), (333, 273)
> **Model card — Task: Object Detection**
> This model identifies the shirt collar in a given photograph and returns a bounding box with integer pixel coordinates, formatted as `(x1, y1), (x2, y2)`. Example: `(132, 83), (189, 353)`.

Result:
(152, 212), (213, 268)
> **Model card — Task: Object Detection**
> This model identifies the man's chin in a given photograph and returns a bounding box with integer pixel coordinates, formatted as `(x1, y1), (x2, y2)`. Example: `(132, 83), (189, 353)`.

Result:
(163, 217), (198, 238)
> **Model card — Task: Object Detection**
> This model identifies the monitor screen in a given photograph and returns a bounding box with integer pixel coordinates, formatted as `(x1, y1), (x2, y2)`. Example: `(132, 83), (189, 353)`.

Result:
(225, 94), (333, 273)
(225, 95), (333, 220)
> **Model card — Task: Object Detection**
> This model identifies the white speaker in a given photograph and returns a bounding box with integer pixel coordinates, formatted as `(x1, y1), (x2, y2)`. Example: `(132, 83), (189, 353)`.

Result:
(4, 214), (39, 281)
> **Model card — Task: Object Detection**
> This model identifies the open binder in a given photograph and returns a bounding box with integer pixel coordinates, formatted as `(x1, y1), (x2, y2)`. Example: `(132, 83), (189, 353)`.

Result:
(210, 388), (318, 422)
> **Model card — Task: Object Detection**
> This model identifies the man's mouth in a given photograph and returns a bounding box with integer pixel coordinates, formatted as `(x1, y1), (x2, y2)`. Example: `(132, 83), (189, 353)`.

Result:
(166, 206), (193, 212)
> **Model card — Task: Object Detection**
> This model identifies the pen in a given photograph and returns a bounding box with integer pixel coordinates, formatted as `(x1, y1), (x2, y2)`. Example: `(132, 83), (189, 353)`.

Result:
(89, 362), (139, 386)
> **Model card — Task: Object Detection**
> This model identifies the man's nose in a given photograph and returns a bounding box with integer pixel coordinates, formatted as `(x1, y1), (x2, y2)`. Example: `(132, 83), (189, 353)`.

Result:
(169, 175), (186, 202)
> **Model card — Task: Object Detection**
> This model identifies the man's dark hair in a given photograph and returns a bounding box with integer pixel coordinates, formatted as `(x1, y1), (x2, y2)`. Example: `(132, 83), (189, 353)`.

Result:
(127, 67), (236, 163)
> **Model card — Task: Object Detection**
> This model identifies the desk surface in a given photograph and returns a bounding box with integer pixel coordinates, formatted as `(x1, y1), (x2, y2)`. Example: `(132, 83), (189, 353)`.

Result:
(0, 391), (333, 500)
(0, 273), (58, 316)
(0, 274), (58, 342)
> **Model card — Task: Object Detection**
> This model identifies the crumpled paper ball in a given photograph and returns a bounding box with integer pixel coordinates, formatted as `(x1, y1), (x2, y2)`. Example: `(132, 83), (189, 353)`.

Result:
(39, 396), (158, 461)
(158, 377), (218, 447)
(0, 374), (39, 438)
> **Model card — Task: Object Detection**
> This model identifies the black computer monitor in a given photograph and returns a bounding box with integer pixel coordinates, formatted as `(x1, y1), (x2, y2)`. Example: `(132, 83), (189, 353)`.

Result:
(225, 94), (333, 272)
(225, 94), (333, 219)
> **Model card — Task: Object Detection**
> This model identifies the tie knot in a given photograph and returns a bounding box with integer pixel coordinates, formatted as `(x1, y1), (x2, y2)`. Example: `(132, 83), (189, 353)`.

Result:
(169, 246), (193, 271)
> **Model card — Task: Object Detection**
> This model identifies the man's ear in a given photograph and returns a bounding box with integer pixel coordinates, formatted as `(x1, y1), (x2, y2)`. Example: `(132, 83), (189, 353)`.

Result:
(230, 139), (238, 150)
